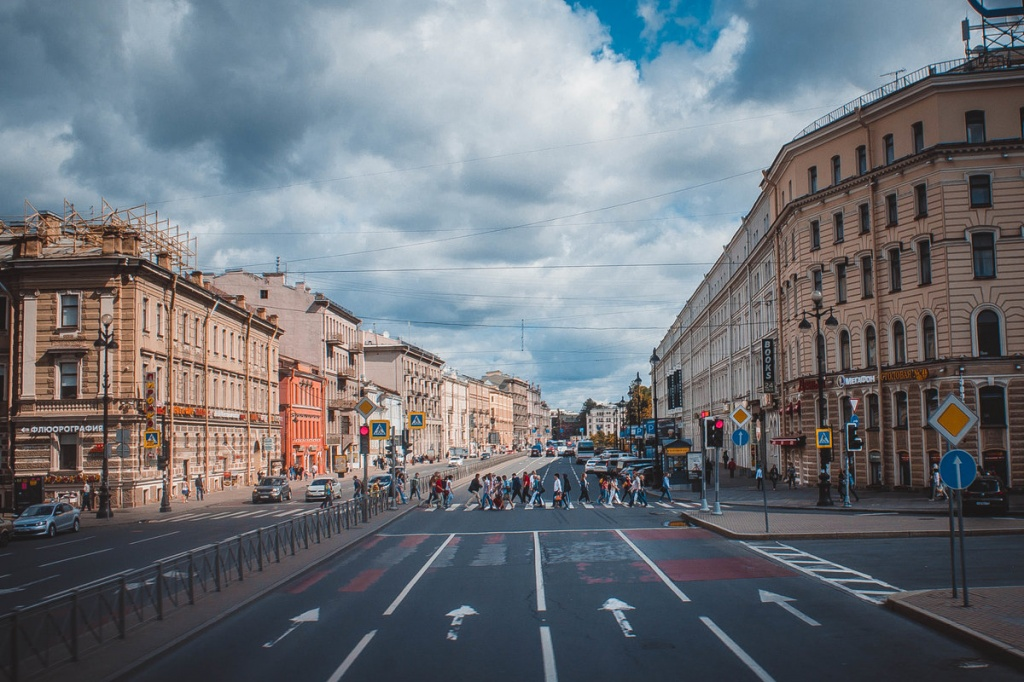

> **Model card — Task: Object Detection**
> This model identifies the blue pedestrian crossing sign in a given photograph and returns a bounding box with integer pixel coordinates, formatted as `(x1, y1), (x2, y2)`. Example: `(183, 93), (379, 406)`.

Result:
(370, 420), (390, 440)
(144, 429), (161, 449)
(408, 412), (426, 430)
(732, 428), (750, 446)
(816, 428), (833, 449)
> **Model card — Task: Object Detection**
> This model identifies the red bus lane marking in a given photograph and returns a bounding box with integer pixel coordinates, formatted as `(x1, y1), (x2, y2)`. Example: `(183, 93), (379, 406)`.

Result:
(658, 557), (796, 582)
(399, 534), (430, 548)
(340, 568), (386, 593)
(286, 569), (332, 594)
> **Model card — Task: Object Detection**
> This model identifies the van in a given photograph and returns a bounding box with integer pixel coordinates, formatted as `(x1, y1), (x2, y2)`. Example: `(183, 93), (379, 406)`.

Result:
(606, 455), (646, 475)
(575, 440), (595, 464)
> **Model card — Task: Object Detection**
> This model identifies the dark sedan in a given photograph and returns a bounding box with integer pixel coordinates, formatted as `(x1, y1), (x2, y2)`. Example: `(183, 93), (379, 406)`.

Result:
(252, 477), (292, 504)
(962, 475), (1009, 515)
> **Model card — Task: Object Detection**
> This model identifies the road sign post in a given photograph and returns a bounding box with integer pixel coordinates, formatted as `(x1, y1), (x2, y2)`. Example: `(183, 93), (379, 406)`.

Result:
(940, 448), (977, 607)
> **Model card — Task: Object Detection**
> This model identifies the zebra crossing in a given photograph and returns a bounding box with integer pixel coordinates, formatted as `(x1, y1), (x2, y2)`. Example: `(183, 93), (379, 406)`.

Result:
(743, 541), (903, 604)
(148, 506), (314, 524)
(420, 499), (706, 512)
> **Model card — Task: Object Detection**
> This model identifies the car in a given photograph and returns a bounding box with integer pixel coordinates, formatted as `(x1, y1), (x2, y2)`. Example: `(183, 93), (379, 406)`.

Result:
(367, 474), (394, 492)
(585, 457), (610, 474)
(304, 477), (337, 502)
(449, 455), (465, 467)
(0, 516), (13, 546)
(620, 462), (657, 480)
(530, 444), (543, 457)
(252, 476), (292, 504)
(575, 440), (595, 464)
(12, 502), (81, 538)
(962, 475), (1009, 515)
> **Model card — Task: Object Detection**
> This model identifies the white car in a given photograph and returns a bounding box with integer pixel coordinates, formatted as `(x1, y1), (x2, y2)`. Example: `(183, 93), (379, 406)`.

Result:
(585, 457), (609, 474)
(448, 455), (465, 467)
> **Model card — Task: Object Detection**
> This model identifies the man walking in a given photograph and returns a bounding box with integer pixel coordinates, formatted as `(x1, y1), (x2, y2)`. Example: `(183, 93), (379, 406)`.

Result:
(659, 472), (672, 503)
(468, 473), (483, 508)
(194, 474), (205, 501)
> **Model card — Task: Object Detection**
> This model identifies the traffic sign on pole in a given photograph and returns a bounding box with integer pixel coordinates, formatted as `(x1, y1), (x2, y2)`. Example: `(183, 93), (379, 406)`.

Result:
(929, 394), (977, 446)
(732, 428), (750, 447)
(815, 428), (832, 449)
(730, 406), (751, 427)
(370, 420), (390, 440)
(408, 412), (426, 430)
(939, 449), (977, 490)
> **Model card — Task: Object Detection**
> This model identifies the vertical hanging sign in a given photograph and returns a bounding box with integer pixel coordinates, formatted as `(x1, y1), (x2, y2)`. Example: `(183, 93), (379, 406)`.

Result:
(762, 338), (776, 394)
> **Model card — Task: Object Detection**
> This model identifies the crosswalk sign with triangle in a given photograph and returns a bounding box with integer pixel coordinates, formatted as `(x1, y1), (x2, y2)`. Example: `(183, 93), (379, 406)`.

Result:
(370, 420), (389, 439)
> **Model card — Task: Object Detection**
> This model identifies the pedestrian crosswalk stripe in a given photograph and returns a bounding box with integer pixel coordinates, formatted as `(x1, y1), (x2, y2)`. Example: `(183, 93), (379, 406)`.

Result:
(445, 504), (462, 511)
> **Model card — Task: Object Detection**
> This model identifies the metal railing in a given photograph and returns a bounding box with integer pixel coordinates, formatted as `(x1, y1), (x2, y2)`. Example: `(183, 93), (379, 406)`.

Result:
(0, 492), (388, 682)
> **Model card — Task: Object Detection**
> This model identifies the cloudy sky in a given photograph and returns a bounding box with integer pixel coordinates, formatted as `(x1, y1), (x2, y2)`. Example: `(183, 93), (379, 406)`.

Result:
(0, 0), (970, 411)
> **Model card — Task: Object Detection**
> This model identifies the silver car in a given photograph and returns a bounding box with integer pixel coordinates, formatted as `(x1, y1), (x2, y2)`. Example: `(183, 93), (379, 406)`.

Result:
(13, 503), (81, 538)
(251, 477), (292, 504)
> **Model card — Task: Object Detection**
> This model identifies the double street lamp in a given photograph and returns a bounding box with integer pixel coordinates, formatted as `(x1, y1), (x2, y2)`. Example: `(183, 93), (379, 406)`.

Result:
(798, 290), (838, 506)
(94, 313), (118, 519)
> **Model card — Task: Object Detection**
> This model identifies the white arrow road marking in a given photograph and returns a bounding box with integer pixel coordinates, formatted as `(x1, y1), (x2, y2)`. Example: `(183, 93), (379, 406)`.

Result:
(262, 608), (320, 648)
(600, 598), (636, 638)
(758, 590), (821, 627)
(446, 605), (478, 641)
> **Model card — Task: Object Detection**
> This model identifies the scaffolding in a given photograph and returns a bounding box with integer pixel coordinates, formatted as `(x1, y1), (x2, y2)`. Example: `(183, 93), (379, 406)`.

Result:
(0, 198), (197, 273)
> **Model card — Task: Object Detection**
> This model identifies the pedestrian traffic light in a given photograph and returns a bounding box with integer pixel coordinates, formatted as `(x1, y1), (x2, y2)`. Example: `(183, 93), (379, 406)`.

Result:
(709, 418), (725, 448)
(359, 424), (370, 455)
(845, 422), (863, 451)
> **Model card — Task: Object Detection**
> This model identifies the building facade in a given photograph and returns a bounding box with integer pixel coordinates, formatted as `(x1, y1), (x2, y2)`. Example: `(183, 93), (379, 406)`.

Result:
(279, 357), (325, 477)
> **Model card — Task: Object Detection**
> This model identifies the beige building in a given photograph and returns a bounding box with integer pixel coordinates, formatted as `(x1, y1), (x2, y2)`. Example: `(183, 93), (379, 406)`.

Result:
(441, 370), (470, 454)
(210, 271), (362, 473)
(656, 35), (1024, 490)
(0, 204), (281, 510)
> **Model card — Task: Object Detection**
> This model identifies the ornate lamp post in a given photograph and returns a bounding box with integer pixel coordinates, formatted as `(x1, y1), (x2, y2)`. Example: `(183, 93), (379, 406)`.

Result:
(798, 290), (839, 506)
(94, 313), (118, 519)
(650, 349), (661, 472)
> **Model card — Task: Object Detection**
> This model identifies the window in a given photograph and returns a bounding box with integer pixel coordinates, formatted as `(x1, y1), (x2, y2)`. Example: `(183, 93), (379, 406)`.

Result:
(867, 393), (880, 428)
(811, 220), (820, 249)
(58, 433), (78, 470)
(156, 303), (163, 337)
(979, 386), (1006, 426)
(808, 166), (818, 193)
(831, 155), (841, 185)
(918, 240), (932, 285)
(859, 202), (871, 234)
(833, 211), (844, 243)
(922, 314), (937, 360)
(914, 183), (928, 218)
(812, 269), (823, 293)
(894, 391), (909, 428)
(865, 324), (877, 368)
(966, 110), (986, 143)
(889, 248), (902, 292)
(142, 297), (150, 332)
(969, 175), (992, 208)
(836, 262), (847, 303)
(839, 330), (852, 370)
(886, 193), (898, 226)
(911, 121), (925, 153)
(60, 294), (79, 328)
(862, 255), (874, 298)
(977, 309), (1002, 357)
(259, 289), (269, 299)
(0, 364), (6, 401)
(856, 145), (867, 175)
(925, 388), (940, 421)
(883, 134), (895, 164)
(893, 320), (906, 364)
(59, 361), (78, 399)
(972, 231), (996, 278)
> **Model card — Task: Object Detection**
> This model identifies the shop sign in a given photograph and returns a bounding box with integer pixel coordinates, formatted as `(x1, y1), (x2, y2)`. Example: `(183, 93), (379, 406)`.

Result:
(837, 373), (875, 387)
(761, 339), (776, 393)
(880, 368), (930, 382)
(21, 424), (102, 434)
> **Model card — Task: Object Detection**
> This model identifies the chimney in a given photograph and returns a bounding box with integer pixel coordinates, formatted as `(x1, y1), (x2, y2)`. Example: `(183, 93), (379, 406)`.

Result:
(268, 314), (279, 326)
(156, 252), (171, 270)
(256, 307), (267, 320)
(102, 227), (121, 255)
(190, 270), (204, 286)
(18, 233), (41, 258)
(234, 294), (246, 310)
(124, 232), (142, 257)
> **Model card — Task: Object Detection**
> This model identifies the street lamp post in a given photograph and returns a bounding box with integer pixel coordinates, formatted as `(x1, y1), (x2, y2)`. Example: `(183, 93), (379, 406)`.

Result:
(630, 373), (642, 454)
(798, 290), (838, 506)
(650, 349), (661, 474)
(94, 313), (118, 519)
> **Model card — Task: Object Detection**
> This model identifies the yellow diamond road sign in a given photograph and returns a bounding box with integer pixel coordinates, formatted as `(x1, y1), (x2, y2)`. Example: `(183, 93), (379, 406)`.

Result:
(356, 397), (379, 419)
(929, 394), (977, 446)
(730, 406), (751, 427)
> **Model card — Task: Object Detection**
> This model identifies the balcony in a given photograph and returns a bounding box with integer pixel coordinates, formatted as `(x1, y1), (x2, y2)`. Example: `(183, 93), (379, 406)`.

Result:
(327, 334), (363, 353)
(328, 397), (357, 411)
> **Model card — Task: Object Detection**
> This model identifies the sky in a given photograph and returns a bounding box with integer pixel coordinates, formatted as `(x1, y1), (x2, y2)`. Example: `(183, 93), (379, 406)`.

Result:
(0, 0), (972, 412)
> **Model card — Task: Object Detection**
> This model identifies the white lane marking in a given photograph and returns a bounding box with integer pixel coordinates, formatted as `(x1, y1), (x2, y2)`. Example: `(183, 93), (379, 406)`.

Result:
(0, 574), (59, 595)
(325, 629), (377, 682)
(445, 605), (477, 641)
(540, 625), (558, 682)
(758, 590), (821, 627)
(40, 548), (112, 568)
(614, 529), (690, 603)
(129, 531), (180, 545)
(600, 598), (636, 638)
(534, 531), (546, 612)
(383, 534), (455, 616)
(743, 541), (902, 604)
(700, 616), (775, 682)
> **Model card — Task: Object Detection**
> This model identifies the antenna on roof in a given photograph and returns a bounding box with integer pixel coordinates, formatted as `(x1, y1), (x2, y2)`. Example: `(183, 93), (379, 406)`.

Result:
(879, 68), (906, 83)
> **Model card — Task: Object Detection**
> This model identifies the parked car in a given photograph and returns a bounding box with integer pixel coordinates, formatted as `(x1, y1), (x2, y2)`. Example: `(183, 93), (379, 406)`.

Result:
(0, 516), (13, 546)
(962, 475), (1009, 515)
(304, 477), (337, 502)
(13, 502), (80, 538)
(252, 476), (292, 504)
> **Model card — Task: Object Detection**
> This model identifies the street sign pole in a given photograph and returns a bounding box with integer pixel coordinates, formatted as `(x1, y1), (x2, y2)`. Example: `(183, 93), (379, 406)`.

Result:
(940, 448), (977, 607)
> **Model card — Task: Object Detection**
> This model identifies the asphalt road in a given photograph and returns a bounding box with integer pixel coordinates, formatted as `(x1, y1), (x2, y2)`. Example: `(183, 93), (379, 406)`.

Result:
(118, 456), (1020, 682)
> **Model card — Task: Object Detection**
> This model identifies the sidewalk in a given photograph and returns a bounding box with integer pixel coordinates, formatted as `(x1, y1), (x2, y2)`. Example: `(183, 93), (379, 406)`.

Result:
(676, 469), (1024, 671)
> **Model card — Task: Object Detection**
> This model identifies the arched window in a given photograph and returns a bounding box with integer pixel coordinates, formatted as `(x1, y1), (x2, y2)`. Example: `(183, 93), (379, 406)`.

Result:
(839, 330), (852, 370)
(894, 391), (909, 428)
(865, 325), (877, 368)
(922, 315), (937, 361)
(980, 386), (1006, 426)
(976, 310), (1002, 357)
(893, 321), (906, 364)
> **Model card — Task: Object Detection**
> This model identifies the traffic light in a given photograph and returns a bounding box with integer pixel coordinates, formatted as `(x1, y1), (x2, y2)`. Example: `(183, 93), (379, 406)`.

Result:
(709, 418), (725, 448)
(156, 454), (167, 470)
(359, 423), (370, 455)
(702, 417), (714, 449)
(846, 422), (863, 451)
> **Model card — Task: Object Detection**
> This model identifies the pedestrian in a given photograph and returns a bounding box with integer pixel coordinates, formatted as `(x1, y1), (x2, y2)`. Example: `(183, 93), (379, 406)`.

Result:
(443, 475), (454, 508)
(930, 465), (941, 501)
(786, 464), (797, 489)
(512, 472), (524, 504)
(634, 473), (648, 507)
(194, 474), (205, 501)
(561, 473), (572, 508)
(181, 480), (190, 503)
(769, 465), (779, 490)
(608, 478), (622, 506)
(396, 473), (407, 504)
(578, 472), (591, 503)
(659, 472), (672, 503)
(468, 473), (483, 508)
(426, 474), (439, 506)
(728, 458), (737, 478)
(847, 470), (860, 502)
(529, 472), (545, 508)
(353, 476), (363, 500)
(81, 481), (93, 511)
(755, 465), (764, 490)
(320, 480), (335, 508)
(410, 473), (422, 501)
(552, 473), (566, 509)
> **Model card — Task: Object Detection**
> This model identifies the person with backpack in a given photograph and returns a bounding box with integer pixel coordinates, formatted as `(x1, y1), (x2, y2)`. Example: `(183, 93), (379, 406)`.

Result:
(528, 471), (545, 508)
(578, 472), (591, 504)
(468, 474), (483, 508)
(561, 473), (572, 508)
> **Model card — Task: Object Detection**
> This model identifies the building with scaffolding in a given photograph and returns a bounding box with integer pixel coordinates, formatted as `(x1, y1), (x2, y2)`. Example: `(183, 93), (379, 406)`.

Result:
(0, 201), (282, 511)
